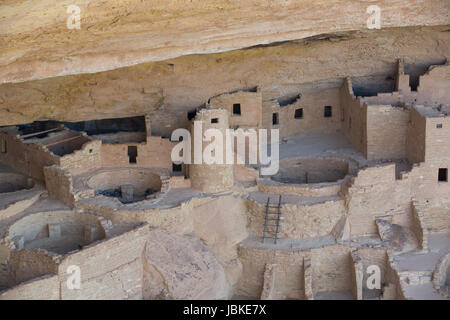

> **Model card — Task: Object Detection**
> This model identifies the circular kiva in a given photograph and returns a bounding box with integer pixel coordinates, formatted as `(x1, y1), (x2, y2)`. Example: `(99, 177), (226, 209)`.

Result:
(6, 210), (105, 254)
(87, 168), (163, 203)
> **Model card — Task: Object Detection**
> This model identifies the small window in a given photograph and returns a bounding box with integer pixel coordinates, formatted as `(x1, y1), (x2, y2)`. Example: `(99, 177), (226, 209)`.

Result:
(272, 113), (279, 125)
(438, 168), (448, 182)
(211, 118), (219, 124)
(128, 146), (137, 164)
(324, 106), (332, 118)
(233, 104), (241, 116)
(294, 108), (303, 119)
(0, 139), (6, 153)
(437, 123), (443, 129)
(173, 163), (182, 172)
(89, 149), (93, 153)
(187, 110), (196, 121)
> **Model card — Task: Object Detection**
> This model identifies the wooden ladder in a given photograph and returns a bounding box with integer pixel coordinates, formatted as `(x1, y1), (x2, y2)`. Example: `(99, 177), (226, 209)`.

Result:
(263, 195), (282, 244)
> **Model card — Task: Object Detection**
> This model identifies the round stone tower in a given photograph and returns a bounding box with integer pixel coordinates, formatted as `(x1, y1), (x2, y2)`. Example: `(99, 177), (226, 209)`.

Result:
(189, 108), (234, 193)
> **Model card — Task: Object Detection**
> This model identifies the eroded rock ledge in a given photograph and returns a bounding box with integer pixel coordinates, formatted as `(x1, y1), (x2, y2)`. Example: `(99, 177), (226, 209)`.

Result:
(1, 0), (449, 83)
(0, 26), (449, 128)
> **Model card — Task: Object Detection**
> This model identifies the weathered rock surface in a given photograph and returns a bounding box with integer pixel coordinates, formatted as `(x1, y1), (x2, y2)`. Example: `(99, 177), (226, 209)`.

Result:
(0, 26), (449, 130)
(192, 196), (248, 289)
(1, 0), (449, 83)
(142, 228), (230, 300)
(376, 219), (418, 253)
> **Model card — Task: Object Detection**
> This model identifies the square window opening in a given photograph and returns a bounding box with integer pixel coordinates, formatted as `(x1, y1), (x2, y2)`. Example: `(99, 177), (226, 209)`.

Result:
(173, 163), (182, 172)
(324, 106), (332, 118)
(294, 108), (303, 119)
(437, 123), (443, 129)
(187, 110), (196, 121)
(211, 118), (219, 124)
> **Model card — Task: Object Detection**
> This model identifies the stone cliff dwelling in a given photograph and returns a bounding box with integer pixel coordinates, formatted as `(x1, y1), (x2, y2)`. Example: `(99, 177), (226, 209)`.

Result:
(0, 1), (449, 301)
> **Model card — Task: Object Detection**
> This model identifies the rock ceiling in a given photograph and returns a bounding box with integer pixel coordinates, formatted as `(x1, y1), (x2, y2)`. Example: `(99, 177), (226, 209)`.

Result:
(1, 0), (449, 83)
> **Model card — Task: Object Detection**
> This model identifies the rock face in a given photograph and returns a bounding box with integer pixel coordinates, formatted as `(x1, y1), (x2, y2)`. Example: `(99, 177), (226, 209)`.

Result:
(1, 0), (449, 83)
(0, 26), (449, 128)
(376, 219), (418, 253)
(142, 228), (230, 300)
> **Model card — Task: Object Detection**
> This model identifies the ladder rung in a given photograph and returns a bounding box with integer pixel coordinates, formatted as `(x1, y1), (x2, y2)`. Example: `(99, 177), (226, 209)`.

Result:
(263, 196), (282, 244)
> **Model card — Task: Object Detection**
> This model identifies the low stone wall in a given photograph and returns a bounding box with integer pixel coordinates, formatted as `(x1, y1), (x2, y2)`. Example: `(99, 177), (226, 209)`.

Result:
(236, 245), (307, 299)
(257, 178), (343, 197)
(59, 224), (150, 300)
(6, 249), (59, 289)
(411, 201), (429, 251)
(433, 253), (450, 299)
(44, 165), (74, 206)
(245, 198), (345, 239)
(0, 275), (59, 300)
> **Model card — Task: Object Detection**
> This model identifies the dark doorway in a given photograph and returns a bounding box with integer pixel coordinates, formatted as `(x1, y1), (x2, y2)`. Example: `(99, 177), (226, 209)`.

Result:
(272, 113), (279, 125)
(324, 106), (332, 118)
(233, 104), (241, 115)
(0, 139), (6, 153)
(294, 108), (303, 119)
(128, 146), (138, 164)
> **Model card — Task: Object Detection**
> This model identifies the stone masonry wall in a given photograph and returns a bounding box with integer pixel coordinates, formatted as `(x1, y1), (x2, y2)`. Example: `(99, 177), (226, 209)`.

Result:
(0, 275), (59, 300)
(209, 89), (263, 128)
(58, 224), (150, 300)
(339, 78), (367, 157)
(406, 106), (426, 164)
(101, 136), (174, 170)
(263, 87), (341, 138)
(246, 198), (345, 239)
(44, 166), (75, 206)
(0, 133), (60, 181)
(366, 105), (409, 160)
